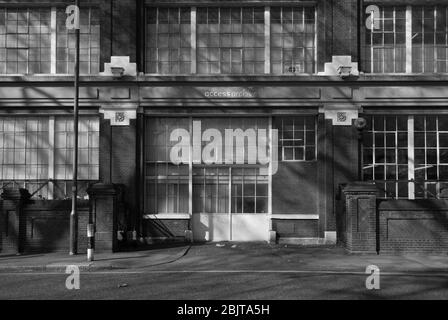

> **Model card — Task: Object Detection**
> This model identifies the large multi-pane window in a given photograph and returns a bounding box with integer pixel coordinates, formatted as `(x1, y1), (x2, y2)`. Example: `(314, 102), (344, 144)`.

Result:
(56, 7), (100, 74)
(230, 167), (268, 214)
(364, 5), (448, 74)
(192, 167), (268, 214)
(145, 6), (316, 75)
(363, 115), (448, 199)
(145, 117), (273, 215)
(197, 7), (265, 74)
(54, 117), (99, 181)
(412, 6), (448, 73)
(145, 118), (190, 214)
(0, 6), (100, 74)
(364, 6), (406, 73)
(271, 7), (316, 74)
(0, 116), (99, 199)
(275, 116), (317, 162)
(146, 7), (191, 74)
(0, 7), (52, 74)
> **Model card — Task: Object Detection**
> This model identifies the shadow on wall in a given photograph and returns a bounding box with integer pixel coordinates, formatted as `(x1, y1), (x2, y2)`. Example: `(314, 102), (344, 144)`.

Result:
(0, 200), (90, 254)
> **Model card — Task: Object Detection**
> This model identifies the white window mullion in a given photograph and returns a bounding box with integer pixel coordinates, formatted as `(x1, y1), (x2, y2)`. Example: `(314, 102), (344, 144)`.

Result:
(268, 116), (273, 220)
(437, 116), (441, 196)
(434, 7), (437, 73)
(188, 117), (193, 217)
(381, 9), (385, 73)
(48, 116), (55, 200)
(88, 8), (92, 74)
(405, 5), (412, 73)
(264, 6), (270, 74)
(370, 14), (374, 73)
(50, 7), (57, 74)
(393, 8), (396, 73)
(191, 7), (197, 74)
(228, 167), (232, 240)
(314, 6), (318, 74)
(408, 116), (415, 199)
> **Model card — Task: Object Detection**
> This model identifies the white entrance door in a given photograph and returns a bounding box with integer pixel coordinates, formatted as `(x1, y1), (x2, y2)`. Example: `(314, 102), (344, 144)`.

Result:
(192, 167), (269, 242)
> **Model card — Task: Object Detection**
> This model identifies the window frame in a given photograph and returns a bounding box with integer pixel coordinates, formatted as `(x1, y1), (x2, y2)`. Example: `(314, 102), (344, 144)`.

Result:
(362, 114), (448, 199)
(0, 5), (100, 75)
(275, 116), (318, 162)
(362, 4), (448, 74)
(0, 115), (100, 200)
(144, 4), (318, 75)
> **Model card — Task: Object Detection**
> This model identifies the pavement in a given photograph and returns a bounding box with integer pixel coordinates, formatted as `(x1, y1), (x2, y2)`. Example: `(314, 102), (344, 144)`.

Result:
(1, 242), (448, 275)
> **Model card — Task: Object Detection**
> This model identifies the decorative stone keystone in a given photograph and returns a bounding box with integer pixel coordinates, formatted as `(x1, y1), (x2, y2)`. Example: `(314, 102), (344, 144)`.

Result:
(100, 104), (137, 126)
(321, 105), (360, 126)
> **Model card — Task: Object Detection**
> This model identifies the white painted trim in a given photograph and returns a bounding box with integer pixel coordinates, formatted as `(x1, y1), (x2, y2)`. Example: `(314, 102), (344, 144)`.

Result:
(50, 7), (57, 74)
(191, 7), (197, 74)
(143, 214), (191, 220)
(48, 116), (55, 200)
(405, 6), (412, 74)
(322, 105), (359, 126)
(325, 231), (337, 244)
(314, 7), (318, 74)
(278, 238), (330, 246)
(188, 117), (193, 218)
(408, 116), (415, 199)
(264, 6), (270, 74)
(100, 104), (138, 126)
(268, 116), (273, 230)
(229, 167), (232, 241)
(271, 214), (319, 220)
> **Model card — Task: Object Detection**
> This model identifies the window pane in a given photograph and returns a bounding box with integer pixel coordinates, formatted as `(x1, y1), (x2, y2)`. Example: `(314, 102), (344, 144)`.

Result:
(196, 7), (265, 74)
(271, 6), (315, 74)
(146, 7), (191, 74)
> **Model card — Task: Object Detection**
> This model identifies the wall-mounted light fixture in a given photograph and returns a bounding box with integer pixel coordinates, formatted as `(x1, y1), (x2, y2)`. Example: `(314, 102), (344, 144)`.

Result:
(111, 67), (125, 79)
(337, 66), (353, 79)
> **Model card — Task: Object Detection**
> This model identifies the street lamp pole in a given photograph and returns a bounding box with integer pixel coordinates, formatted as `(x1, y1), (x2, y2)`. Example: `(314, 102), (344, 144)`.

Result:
(69, 0), (81, 256)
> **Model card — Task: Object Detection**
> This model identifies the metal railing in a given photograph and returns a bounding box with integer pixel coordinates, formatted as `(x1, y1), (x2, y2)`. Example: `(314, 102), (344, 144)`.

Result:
(371, 179), (448, 200)
(0, 179), (98, 200)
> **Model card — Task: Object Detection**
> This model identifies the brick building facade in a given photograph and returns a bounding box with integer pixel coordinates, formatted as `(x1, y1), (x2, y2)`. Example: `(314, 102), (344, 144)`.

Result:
(1, 0), (448, 254)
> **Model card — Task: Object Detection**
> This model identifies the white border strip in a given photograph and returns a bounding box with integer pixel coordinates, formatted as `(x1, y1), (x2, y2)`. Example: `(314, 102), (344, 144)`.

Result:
(271, 214), (319, 220)
(143, 214), (191, 220)
(143, 214), (319, 220)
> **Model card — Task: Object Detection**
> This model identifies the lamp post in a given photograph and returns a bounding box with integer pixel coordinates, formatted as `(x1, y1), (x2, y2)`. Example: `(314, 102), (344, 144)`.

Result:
(69, 0), (81, 256)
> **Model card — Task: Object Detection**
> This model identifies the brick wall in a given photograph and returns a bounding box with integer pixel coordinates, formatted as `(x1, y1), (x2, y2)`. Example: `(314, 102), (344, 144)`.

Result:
(378, 200), (448, 254)
(0, 200), (17, 254)
(338, 183), (378, 254)
(111, 120), (137, 230)
(143, 219), (189, 243)
(99, 116), (137, 232)
(0, 200), (90, 254)
(339, 188), (448, 254)
(272, 219), (319, 238)
(112, 0), (137, 60)
(332, 0), (359, 60)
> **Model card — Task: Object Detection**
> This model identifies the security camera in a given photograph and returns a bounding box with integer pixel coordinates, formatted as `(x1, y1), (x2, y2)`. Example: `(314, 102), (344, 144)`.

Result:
(354, 117), (367, 130)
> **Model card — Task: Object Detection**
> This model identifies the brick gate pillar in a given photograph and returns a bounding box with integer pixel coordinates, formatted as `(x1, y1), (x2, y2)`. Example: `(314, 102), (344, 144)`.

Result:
(341, 182), (378, 254)
(0, 188), (31, 254)
(87, 183), (123, 253)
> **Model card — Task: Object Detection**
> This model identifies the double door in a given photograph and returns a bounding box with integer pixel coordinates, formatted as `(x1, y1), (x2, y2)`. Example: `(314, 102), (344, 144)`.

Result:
(192, 166), (269, 242)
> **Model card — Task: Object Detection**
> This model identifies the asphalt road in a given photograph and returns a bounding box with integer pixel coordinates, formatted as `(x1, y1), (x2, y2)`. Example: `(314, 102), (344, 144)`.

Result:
(0, 271), (447, 300)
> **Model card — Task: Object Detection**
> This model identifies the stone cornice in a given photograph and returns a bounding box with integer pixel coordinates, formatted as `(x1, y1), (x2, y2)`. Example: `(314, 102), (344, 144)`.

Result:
(1, 74), (448, 85)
